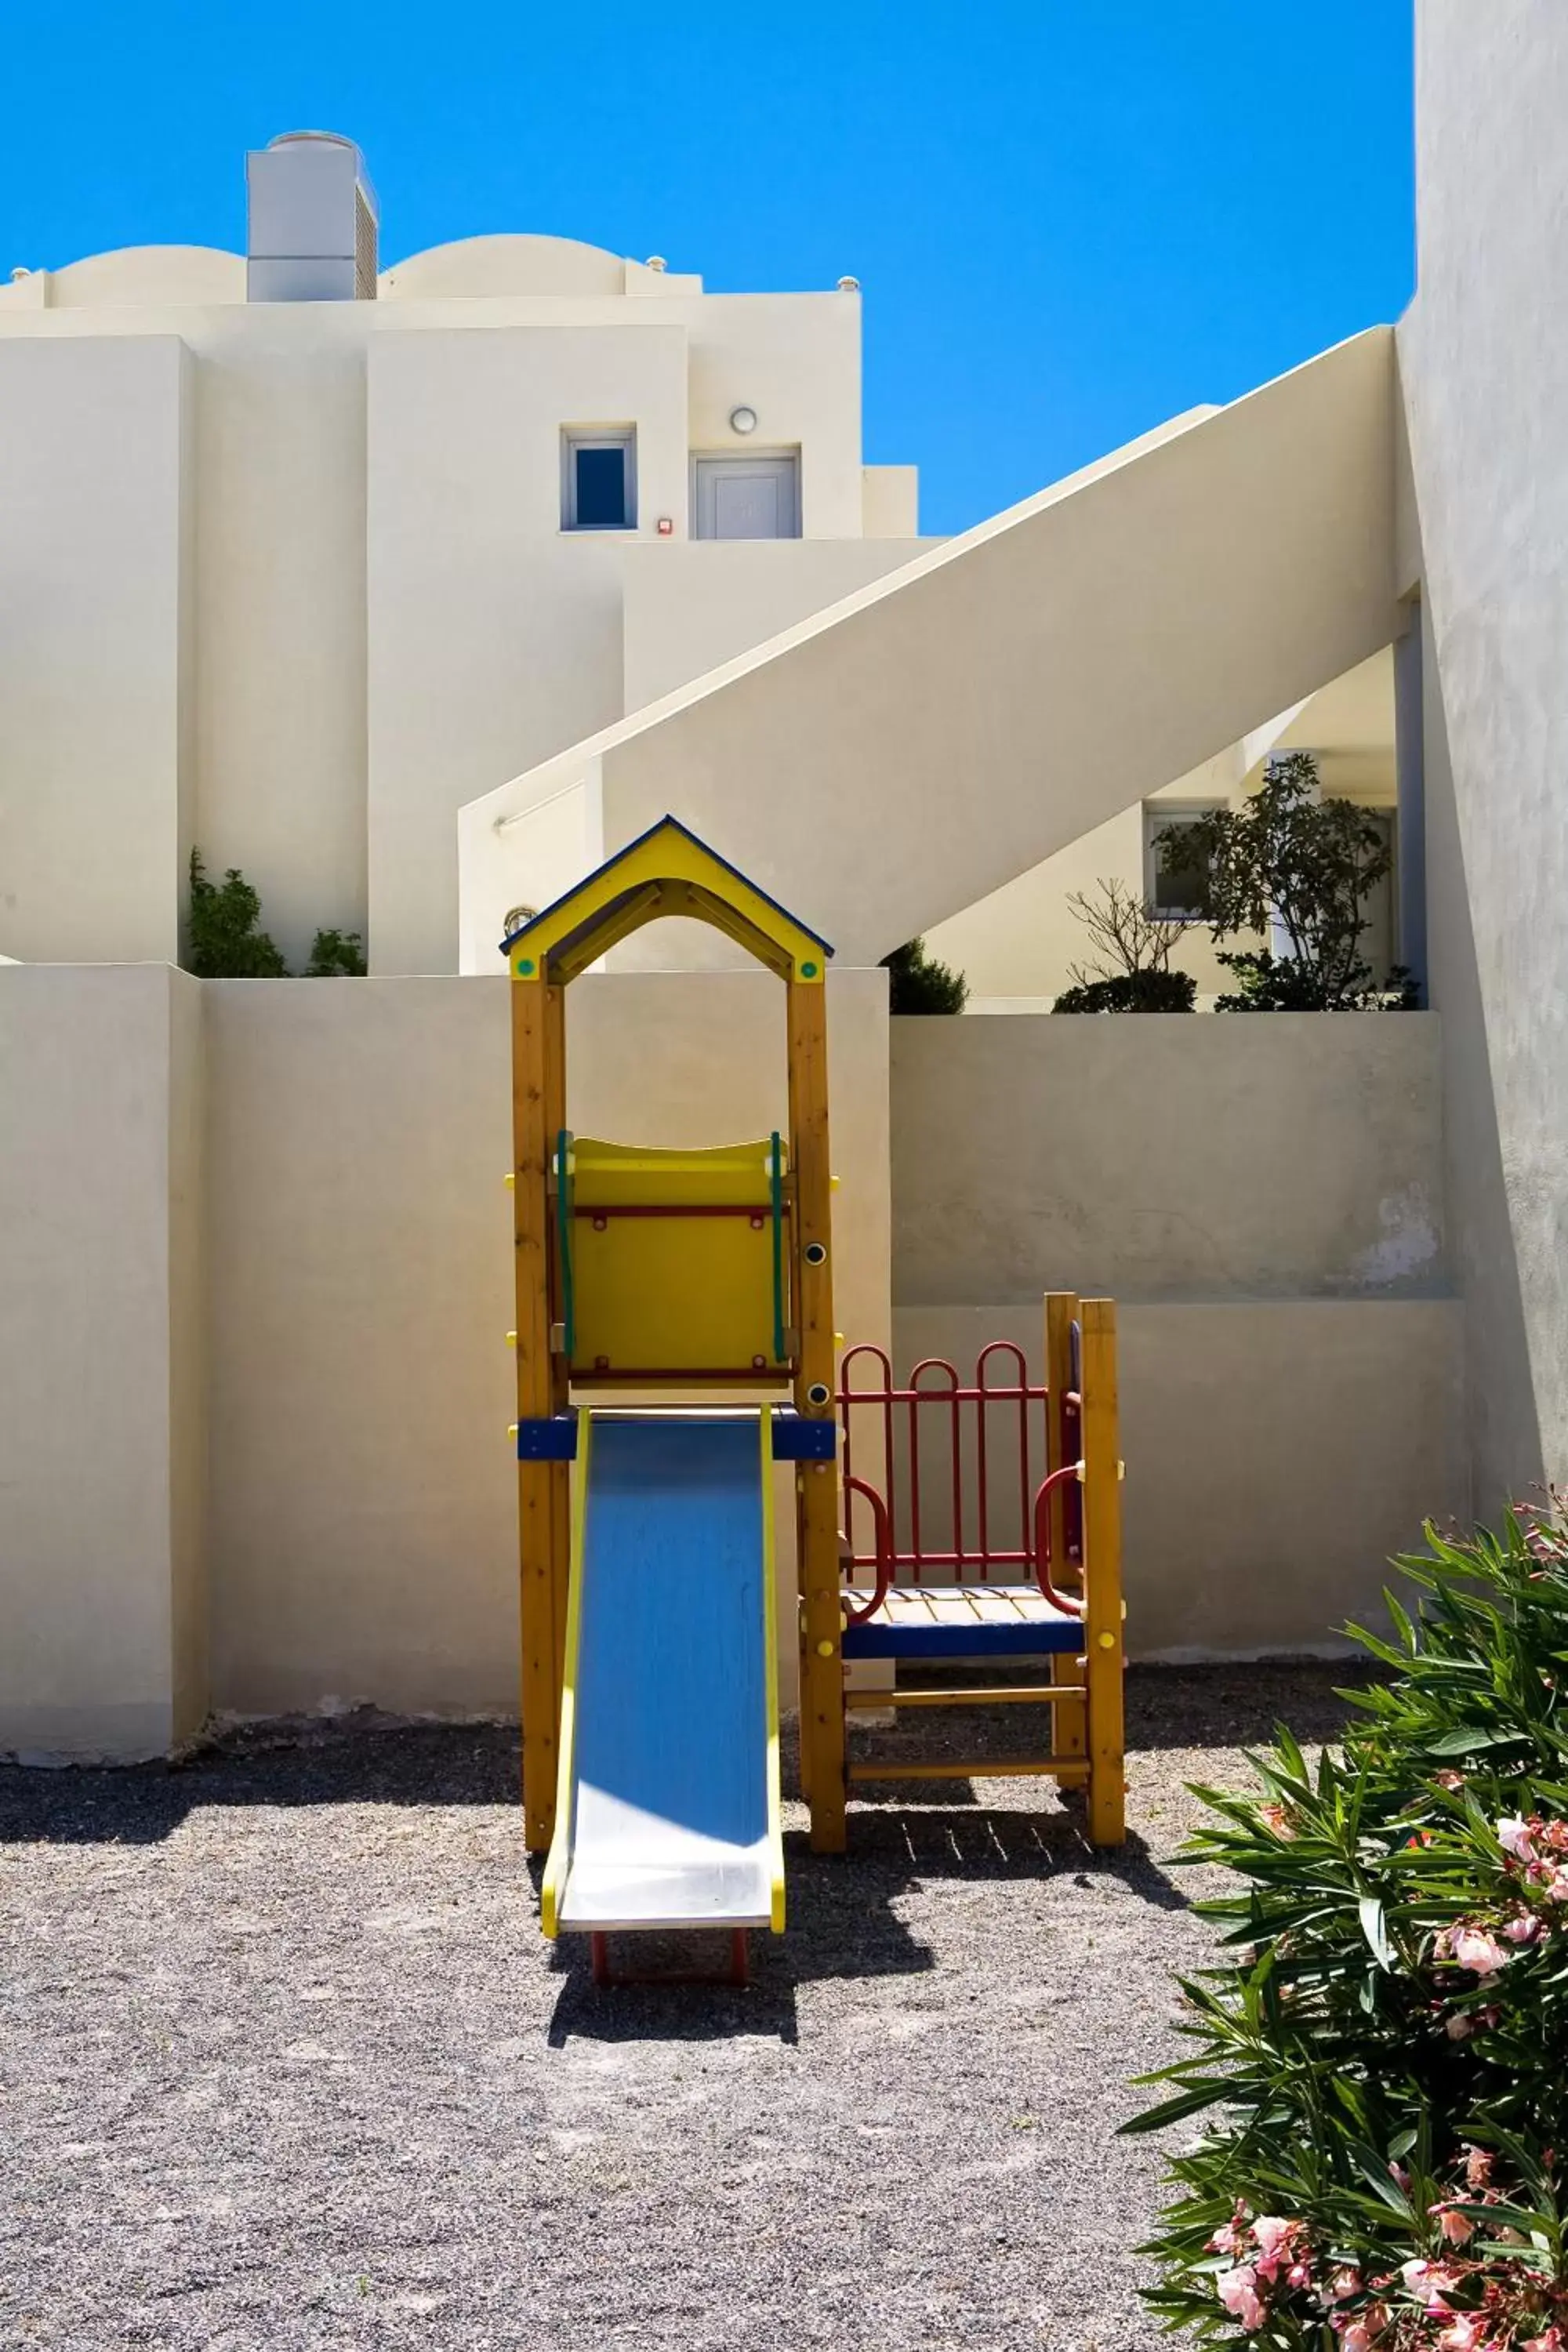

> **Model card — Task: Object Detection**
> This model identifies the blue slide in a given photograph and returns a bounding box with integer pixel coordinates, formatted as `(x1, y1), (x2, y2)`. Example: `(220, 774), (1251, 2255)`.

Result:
(540, 1411), (786, 1940)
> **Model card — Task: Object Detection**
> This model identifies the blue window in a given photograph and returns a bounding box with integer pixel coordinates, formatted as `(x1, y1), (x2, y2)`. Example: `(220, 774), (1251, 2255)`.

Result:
(564, 429), (636, 531)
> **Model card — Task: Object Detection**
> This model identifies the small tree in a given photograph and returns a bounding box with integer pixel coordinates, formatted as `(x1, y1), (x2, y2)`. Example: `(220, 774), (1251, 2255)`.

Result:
(187, 851), (288, 978)
(880, 937), (969, 1014)
(1160, 753), (1412, 1011)
(1053, 877), (1197, 1014)
(304, 927), (367, 977)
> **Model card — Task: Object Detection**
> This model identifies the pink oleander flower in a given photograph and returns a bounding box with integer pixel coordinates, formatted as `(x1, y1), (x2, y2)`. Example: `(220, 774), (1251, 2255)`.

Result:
(1250, 2216), (1300, 2281)
(1338, 2301), (1393, 2350)
(1217, 2263), (1267, 2331)
(1401, 2259), (1458, 2314)
(1327, 2267), (1364, 2304)
(1523, 2329), (1566, 2352)
(1464, 2147), (1495, 2193)
(1207, 2200), (1251, 2258)
(1504, 1913), (1545, 1943)
(1287, 2259), (1314, 2290)
(1429, 2201), (1476, 2246)
(1437, 2317), (1489, 2352)
(1499, 1817), (1540, 1863)
(1258, 1802), (1297, 1841)
(1443, 1923), (1513, 1975)
(1436, 1769), (1467, 1790)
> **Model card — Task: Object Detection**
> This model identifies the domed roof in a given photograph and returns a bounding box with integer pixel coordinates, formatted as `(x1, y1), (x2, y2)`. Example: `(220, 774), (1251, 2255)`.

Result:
(379, 234), (630, 300)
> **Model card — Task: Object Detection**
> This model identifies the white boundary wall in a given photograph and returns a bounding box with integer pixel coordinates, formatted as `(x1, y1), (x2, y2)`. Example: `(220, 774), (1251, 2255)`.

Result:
(890, 1013), (1467, 1658)
(0, 965), (889, 1757)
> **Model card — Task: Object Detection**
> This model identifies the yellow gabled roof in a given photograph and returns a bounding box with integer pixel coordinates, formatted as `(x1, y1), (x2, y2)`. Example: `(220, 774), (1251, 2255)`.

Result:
(503, 816), (832, 985)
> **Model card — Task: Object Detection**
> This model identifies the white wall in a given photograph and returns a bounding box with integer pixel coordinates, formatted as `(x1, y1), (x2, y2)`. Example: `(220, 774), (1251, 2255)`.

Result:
(1403, 0), (1568, 1504)
(366, 325), (691, 976)
(895, 1301), (1466, 1659)
(891, 1011), (1446, 1307)
(0, 336), (191, 964)
(202, 967), (889, 1724)
(889, 1010), (1462, 1657)
(924, 653), (1400, 1006)
(0, 965), (205, 1759)
(463, 336), (1398, 974)
(0, 268), (877, 979)
(622, 539), (935, 712)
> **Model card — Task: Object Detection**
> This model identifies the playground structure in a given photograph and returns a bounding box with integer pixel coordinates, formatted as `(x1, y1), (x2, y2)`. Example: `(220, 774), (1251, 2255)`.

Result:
(506, 816), (1123, 1980)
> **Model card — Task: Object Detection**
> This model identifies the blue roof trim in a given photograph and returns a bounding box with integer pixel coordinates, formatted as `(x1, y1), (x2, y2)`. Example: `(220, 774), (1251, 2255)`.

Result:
(498, 813), (834, 957)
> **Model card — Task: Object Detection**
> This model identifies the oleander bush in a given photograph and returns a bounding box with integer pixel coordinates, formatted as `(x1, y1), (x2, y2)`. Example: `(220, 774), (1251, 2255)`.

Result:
(1128, 1505), (1568, 2352)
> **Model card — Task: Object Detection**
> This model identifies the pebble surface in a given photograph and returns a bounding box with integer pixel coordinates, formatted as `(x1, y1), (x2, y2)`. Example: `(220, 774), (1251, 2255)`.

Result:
(0, 1664), (1367, 2350)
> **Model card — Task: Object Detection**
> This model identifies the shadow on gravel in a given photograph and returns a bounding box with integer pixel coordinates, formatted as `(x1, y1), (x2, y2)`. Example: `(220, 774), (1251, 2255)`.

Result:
(1123, 1661), (1380, 1752)
(0, 1721), (521, 1847)
(0, 1666), (1374, 1853)
(543, 1798), (1187, 2044)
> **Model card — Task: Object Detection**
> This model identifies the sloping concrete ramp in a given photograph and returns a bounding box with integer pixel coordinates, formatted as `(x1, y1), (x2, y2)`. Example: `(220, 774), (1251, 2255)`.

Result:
(541, 1412), (785, 1939)
(462, 328), (1396, 968)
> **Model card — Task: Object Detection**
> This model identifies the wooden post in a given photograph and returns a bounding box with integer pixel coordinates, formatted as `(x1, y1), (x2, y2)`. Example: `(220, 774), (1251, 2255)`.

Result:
(1044, 1291), (1087, 1771)
(513, 975), (561, 1854)
(543, 984), (571, 1727)
(1079, 1298), (1126, 1847)
(789, 978), (845, 1853)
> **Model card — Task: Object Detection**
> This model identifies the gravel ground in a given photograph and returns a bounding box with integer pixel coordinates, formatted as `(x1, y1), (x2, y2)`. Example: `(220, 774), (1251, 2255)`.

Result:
(0, 1665), (1369, 2352)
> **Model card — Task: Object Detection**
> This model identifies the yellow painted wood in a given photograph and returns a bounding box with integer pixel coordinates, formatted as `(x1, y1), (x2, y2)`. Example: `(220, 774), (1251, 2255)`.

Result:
(1080, 1298), (1127, 1848)
(788, 978), (844, 1853)
(513, 977), (560, 1852)
(540, 1414), (594, 1938)
(1045, 1290), (1088, 1773)
(506, 818), (829, 987)
(567, 1136), (787, 1379)
(545, 985), (570, 1719)
(846, 1759), (1091, 1784)
(758, 1414), (786, 1933)
(844, 1686), (1085, 1710)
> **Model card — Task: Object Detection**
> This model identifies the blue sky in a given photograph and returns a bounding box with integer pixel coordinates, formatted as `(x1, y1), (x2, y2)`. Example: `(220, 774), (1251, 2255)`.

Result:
(2, 2), (1414, 532)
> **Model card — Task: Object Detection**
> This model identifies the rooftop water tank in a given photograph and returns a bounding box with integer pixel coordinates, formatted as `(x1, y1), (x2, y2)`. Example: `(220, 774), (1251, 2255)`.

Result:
(246, 131), (378, 302)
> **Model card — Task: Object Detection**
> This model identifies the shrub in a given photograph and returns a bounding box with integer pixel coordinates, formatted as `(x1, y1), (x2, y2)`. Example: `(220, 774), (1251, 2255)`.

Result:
(304, 927), (368, 977)
(1160, 753), (1416, 1011)
(880, 937), (969, 1014)
(1062, 875), (1191, 1007)
(1215, 952), (1422, 1016)
(1053, 970), (1197, 1014)
(1129, 1506), (1568, 2350)
(187, 851), (289, 978)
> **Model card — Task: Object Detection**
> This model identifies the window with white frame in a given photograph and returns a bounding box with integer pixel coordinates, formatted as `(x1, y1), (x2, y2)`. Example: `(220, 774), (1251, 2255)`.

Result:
(1144, 804), (1221, 920)
(562, 427), (637, 531)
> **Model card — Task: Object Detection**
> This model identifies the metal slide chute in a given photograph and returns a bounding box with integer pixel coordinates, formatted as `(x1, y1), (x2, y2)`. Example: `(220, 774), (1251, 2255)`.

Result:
(540, 1410), (785, 1944)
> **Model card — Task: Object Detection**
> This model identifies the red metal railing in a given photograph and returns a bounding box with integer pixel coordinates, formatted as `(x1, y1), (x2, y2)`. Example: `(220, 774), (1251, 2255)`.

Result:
(837, 1341), (1083, 1614)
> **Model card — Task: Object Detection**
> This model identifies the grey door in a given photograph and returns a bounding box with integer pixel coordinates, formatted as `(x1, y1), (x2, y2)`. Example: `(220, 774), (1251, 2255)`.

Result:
(692, 453), (800, 540)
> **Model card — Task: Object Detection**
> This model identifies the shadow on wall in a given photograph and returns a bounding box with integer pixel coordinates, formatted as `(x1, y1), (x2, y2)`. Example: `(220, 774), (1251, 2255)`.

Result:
(1419, 593), (1545, 1512)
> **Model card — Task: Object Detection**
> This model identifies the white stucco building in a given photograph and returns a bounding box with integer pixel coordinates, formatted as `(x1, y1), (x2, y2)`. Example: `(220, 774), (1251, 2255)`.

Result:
(0, 129), (927, 978)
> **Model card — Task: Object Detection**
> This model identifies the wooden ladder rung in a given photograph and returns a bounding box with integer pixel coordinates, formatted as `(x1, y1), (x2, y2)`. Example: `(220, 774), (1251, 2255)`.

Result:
(845, 1758), (1091, 1784)
(844, 1685), (1083, 1710)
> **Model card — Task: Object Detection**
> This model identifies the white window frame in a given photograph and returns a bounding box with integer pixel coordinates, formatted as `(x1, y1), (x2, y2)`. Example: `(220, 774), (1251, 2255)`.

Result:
(1144, 802), (1223, 922)
(561, 426), (637, 532)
